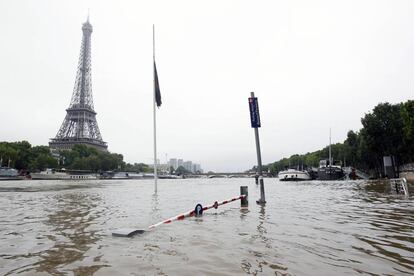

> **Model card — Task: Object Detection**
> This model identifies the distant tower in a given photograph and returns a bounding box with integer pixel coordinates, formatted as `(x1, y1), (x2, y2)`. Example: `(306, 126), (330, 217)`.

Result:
(49, 18), (107, 151)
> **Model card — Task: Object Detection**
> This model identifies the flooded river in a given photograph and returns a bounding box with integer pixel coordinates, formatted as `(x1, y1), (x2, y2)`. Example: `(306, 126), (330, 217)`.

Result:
(0, 178), (413, 275)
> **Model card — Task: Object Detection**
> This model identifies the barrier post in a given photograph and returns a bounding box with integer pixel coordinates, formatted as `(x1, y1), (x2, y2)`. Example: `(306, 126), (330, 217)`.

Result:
(240, 186), (248, 207)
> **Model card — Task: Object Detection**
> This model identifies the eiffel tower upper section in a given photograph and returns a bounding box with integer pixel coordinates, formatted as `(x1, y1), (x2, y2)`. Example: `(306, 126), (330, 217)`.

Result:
(49, 18), (108, 151)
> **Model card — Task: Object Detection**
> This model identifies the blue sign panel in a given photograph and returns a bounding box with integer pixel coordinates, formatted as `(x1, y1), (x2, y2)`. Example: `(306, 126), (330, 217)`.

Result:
(248, 97), (261, 128)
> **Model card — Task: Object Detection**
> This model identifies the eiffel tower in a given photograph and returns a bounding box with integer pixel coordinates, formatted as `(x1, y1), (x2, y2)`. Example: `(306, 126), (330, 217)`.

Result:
(49, 18), (108, 151)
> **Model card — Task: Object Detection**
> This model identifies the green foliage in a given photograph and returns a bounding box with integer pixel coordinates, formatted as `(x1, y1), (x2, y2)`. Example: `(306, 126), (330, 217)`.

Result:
(265, 100), (414, 177)
(29, 153), (58, 171)
(0, 143), (18, 167)
(59, 146), (125, 172)
(175, 165), (190, 175)
(361, 103), (404, 159)
(0, 141), (58, 171)
(0, 141), (140, 173)
(123, 162), (150, 172)
(401, 100), (414, 161)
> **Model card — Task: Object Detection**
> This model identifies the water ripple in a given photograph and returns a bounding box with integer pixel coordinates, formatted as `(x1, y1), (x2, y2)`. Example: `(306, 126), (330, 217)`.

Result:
(0, 179), (413, 275)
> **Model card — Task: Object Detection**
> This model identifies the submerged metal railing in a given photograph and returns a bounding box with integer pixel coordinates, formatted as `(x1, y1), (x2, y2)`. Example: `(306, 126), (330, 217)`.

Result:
(389, 178), (409, 196)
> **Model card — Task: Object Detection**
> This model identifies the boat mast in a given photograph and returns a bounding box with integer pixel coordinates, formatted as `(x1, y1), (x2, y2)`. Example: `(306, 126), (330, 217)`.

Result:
(329, 128), (332, 167)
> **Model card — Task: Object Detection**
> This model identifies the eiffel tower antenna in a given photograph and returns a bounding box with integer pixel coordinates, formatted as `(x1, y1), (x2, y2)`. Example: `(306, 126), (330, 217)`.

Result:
(49, 18), (107, 151)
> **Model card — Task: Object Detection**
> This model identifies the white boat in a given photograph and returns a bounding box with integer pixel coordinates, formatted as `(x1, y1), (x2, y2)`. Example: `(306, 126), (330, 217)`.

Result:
(159, 174), (182, 179)
(31, 168), (70, 180)
(31, 168), (97, 180)
(0, 167), (24, 181)
(125, 172), (144, 179)
(112, 172), (130, 179)
(67, 174), (97, 180)
(278, 169), (311, 181)
(99, 172), (145, 179)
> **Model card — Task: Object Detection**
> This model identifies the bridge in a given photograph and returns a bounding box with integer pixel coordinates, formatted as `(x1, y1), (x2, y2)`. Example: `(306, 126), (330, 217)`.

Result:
(196, 172), (270, 178)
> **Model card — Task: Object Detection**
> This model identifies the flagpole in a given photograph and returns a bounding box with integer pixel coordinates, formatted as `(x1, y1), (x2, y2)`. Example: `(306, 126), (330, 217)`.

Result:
(153, 24), (158, 194)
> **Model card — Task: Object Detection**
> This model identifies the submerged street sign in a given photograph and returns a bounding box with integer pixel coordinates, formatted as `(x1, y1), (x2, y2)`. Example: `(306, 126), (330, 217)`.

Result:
(248, 96), (261, 128)
(248, 92), (266, 204)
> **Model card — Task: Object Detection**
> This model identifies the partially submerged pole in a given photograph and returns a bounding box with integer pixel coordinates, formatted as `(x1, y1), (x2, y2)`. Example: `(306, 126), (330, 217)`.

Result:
(248, 92), (266, 204)
(153, 25), (158, 194)
(240, 186), (248, 207)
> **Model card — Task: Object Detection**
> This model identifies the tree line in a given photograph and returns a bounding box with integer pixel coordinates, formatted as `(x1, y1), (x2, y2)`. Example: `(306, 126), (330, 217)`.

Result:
(0, 142), (151, 173)
(262, 100), (414, 177)
(0, 141), (57, 171)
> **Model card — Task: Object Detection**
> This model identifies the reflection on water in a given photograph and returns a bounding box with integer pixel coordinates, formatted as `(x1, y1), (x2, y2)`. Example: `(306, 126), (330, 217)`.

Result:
(352, 192), (414, 274)
(151, 193), (161, 223)
(36, 193), (107, 275)
(0, 179), (413, 275)
(241, 204), (289, 275)
(0, 186), (108, 275)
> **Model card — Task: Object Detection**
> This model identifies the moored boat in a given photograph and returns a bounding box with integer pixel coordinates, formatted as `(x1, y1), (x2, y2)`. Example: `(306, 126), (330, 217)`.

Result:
(279, 169), (311, 181)
(0, 167), (24, 181)
(112, 172), (130, 179)
(31, 168), (97, 180)
(317, 160), (345, 180)
(317, 129), (345, 181)
(31, 168), (70, 180)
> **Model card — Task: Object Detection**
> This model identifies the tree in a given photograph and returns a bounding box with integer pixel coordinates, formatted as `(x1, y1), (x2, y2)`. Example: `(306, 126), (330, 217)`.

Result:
(344, 130), (358, 167)
(262, 101), (414, 178)
(0, 143), (18, 167)
(401, 100), (414, 162)
(29, 154), (58, 171)
(13, 141), (32, 170)
(0, 140), (153, 173)
(72, 144), (98, 158)
(175, 166), (189, 175)
(361, 102), (404, 175)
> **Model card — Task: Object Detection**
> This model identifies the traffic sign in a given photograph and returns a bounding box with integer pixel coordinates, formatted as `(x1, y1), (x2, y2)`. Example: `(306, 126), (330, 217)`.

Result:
(248, 97), (261, 128)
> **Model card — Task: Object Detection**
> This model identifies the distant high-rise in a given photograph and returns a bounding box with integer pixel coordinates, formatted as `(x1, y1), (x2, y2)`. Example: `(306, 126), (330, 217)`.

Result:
(168, 158), (178, 170)
(49, 18), (107, 151)
(183, 161), (193, 172)
(193, 163), (202, 173)
(177, 159), (183, 168)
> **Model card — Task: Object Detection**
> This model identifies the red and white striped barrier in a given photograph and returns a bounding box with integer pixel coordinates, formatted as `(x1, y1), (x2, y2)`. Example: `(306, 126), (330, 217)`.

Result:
(148, 194), (246, 229)
(112, 194), (247, 237)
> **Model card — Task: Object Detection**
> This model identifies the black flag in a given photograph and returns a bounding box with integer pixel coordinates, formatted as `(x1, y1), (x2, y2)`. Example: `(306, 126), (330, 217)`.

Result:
(154, 61), (162, 107)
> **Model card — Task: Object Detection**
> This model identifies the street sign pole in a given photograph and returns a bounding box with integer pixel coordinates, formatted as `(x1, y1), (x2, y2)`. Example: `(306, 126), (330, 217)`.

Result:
(249, 92), (266, 205)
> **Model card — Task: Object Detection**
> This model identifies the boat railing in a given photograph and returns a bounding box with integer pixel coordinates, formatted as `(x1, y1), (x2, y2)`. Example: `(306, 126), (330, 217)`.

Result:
(389, 178), (409, 196)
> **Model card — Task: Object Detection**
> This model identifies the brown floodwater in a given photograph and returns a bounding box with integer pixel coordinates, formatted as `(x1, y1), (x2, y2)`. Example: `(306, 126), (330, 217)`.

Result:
(0, 178), (413, 275)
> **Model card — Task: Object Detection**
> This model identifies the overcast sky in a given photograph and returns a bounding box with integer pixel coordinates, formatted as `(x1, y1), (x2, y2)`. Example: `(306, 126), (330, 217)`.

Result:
(0, 0), (413, 172)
